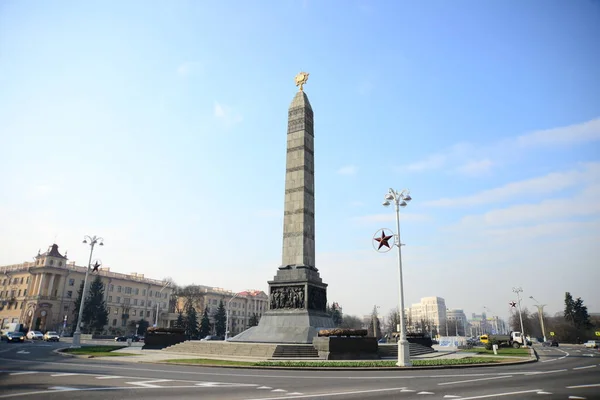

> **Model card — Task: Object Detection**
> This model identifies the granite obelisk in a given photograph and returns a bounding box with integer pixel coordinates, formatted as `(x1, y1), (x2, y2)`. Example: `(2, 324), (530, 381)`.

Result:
(230, 72), (335, 344)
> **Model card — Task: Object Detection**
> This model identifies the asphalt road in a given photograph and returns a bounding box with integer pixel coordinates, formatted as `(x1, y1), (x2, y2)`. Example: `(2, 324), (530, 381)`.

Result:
(0, 340), (599, 399)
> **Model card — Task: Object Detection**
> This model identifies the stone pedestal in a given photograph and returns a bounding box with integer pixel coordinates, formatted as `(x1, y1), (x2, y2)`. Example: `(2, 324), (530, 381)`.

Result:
(313, 336), (379, 360)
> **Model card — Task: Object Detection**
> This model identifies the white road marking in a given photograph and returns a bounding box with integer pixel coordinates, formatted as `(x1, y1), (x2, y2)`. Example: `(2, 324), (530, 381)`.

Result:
(525, 369), (568, 375)
(438, 376), (510, 386)
(536, 391), (553, 394)
(51, 373), (80, 377)
(417, 391), (435, 394)
(287, 393), (304, 396)
(257, 386), (273, 389)
(9, 371), (38, 375)
(401, 389), (416, 392)
(243, 387), (423, 400)
(541, 349), (569, 362)
(566, 383), (600, 389)
(272, 389), (287, 392)
(16, 351), (30, 354)
(48, 386), (79, 391)
(452, 389), (543, 399)
(443, 396), (461, 399)
(573, 365), (597, 370)
(195, 382), (257, 388)
(126, 379), (172, 388)
(96, 375), (124, 379)
(567, 397), (586, 399)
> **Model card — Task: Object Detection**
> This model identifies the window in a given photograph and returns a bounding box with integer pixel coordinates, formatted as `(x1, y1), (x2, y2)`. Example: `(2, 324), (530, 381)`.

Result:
(64, 305), (69, 311)
(23, 289), (27, 296)
(142, 289), (146, 296)
(14, 302), (18, 309)
(135, 288), (139, 295)
(109, 284), (114, 292)
(117, 286), (122, 293)
(68, 278), (75, 286)
(114, 308), (118, 314)
(26, 277), (30, 284)
(149, 290), (153, 296)
(66, 291), (73, 298)
(107, 307), (111, 313)
(148, 301), (152, 307)
(18, 289), (21, 296)
(121, 320), (127, 327)
(125, 287), (132, 294)
(58, 261), (63, 266)
(49, 260), (54, 265)
(20, 277), (24, 284)
(108, 296), (112, 302)
(146, 311), (150, 317)
(132, 310), (137, 316)
(133, 299), (138, 306)
(116, 296), (121, 303)
(140, 300), (144, 307)
(112, 319), (117, 326)
(124, 298), (130, 305)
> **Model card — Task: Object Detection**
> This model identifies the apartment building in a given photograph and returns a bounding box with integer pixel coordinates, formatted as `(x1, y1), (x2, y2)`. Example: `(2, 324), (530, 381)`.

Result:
(406, 296), (448, 336)
(170, 285), (269, 336)
(0, 244), (174, 334)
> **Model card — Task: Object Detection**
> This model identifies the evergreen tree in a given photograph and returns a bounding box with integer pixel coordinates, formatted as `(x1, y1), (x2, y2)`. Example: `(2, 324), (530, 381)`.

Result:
(330, 302), (343, 327)
(81, 275), (109, 333)
(185, 302), (199, 338)
(71, 281), (85, 335)
(573, 297), (592, 329)
(248, 313), (260, 327)
(199, 307), (211, 338)
(214, 300), (227, 337)
(136, 319), (149, 336)
(564, 292), (576, 326)
(175, 310), (185, 329)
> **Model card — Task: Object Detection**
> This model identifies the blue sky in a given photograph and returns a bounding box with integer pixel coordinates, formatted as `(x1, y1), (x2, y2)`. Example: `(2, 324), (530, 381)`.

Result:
(1, 0), (599, 324)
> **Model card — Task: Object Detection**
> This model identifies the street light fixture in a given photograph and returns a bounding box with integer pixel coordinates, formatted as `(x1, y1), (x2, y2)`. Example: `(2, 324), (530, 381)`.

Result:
(530, 296), (547, 342)
(225, 292), (243, 340)
(512, 287), (527, 348)
(382, 187), (412, 367)
(155, 279), (172, 328)
(72, 235), (104, 347)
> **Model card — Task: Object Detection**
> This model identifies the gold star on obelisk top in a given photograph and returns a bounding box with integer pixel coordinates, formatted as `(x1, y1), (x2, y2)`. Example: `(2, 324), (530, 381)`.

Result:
(91, 261), (101, 273)
(295, 71), (309, 92)
(375, 230), (393, 250)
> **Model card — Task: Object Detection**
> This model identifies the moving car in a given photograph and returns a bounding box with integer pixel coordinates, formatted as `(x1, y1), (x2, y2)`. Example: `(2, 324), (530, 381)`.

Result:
(584, 340), (600, 349)
(4, 332), (26, 343)
(115, 335), (141, 342)
(200, 335), (224, 341)
(43, 331), (60, 342)
(26, 330), (44, 340)
(542, 340), (559, 347)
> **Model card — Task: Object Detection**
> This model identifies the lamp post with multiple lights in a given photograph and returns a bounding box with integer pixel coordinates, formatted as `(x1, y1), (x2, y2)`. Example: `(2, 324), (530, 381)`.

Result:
(512, 287), (527, 348)
(72, 235), (104, 347)
(530, 296), (547, 342)
(382, 188), (412, 367)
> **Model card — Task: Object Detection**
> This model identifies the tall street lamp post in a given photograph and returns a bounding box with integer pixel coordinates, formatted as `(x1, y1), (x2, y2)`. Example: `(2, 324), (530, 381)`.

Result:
(530, 296), (547, 342)
(512, 286), (527, 348)
(155, 280), (172, 328)
(225, 292), (242, 340)
(382, 188), (412, 367)
(72, 235), (104, 347)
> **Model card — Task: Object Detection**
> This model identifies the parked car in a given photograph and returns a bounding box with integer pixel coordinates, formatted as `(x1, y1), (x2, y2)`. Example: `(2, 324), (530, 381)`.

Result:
(26, 330), (44, 340)
(584, 340), (600, 349)
(200, 335), (224, 341)
(43, 331), (60, 342)
(4, 332), (26, 343)
(542, 340), (559, 347)
(115, 335), (141, 342)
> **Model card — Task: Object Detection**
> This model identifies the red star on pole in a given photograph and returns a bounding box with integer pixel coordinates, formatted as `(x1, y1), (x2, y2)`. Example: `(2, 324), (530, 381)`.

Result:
(91, 261), (101, 273)
(509, 301), (517, 308)
(375, 230), (393, 250)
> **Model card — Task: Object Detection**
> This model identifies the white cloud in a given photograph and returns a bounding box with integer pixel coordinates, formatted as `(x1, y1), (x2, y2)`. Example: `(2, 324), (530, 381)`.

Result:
(213, 102), (243, 127)
(455, 159), (493, 176)
(452, 182), (600, 228)
(399, 117), (600, 174)
(517, 118), (600, 147)
(425, 162), (600, 207)
(352, 213), (433, 224)
(176, 61), (202, 77)
(336, 165), (358, 175)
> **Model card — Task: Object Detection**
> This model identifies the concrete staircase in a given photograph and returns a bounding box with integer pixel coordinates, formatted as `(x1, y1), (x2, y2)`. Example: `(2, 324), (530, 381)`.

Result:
(378, 343), (437, 358)
(271, 344), (320, 359)
(164, 340), (279, 359)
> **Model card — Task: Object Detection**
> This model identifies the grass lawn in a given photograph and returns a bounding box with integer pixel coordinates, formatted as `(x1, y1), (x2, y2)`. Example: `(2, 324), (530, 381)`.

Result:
(62, 345), (136, 357)
(165, 357), (521, 368)
(459, 348), (529, 356)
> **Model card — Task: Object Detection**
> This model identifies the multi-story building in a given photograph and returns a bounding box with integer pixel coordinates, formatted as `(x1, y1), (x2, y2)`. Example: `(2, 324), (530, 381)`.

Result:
(170, 285), (269, 336)
(446, 309), (468, 336)
(406, 296), (447, 337)
(0, 244), (174, 334)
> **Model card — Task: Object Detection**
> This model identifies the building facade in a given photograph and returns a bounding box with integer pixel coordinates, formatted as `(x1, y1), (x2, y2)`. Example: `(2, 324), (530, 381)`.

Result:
(170, 285), (269, 337)
(446, 309), (468, 336)
(406, 296), (448, 337)
(0, 244), (174, 334)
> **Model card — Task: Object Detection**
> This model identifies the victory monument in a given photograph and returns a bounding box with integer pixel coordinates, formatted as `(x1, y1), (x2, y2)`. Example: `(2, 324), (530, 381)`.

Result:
(230, 72), (335, 343)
